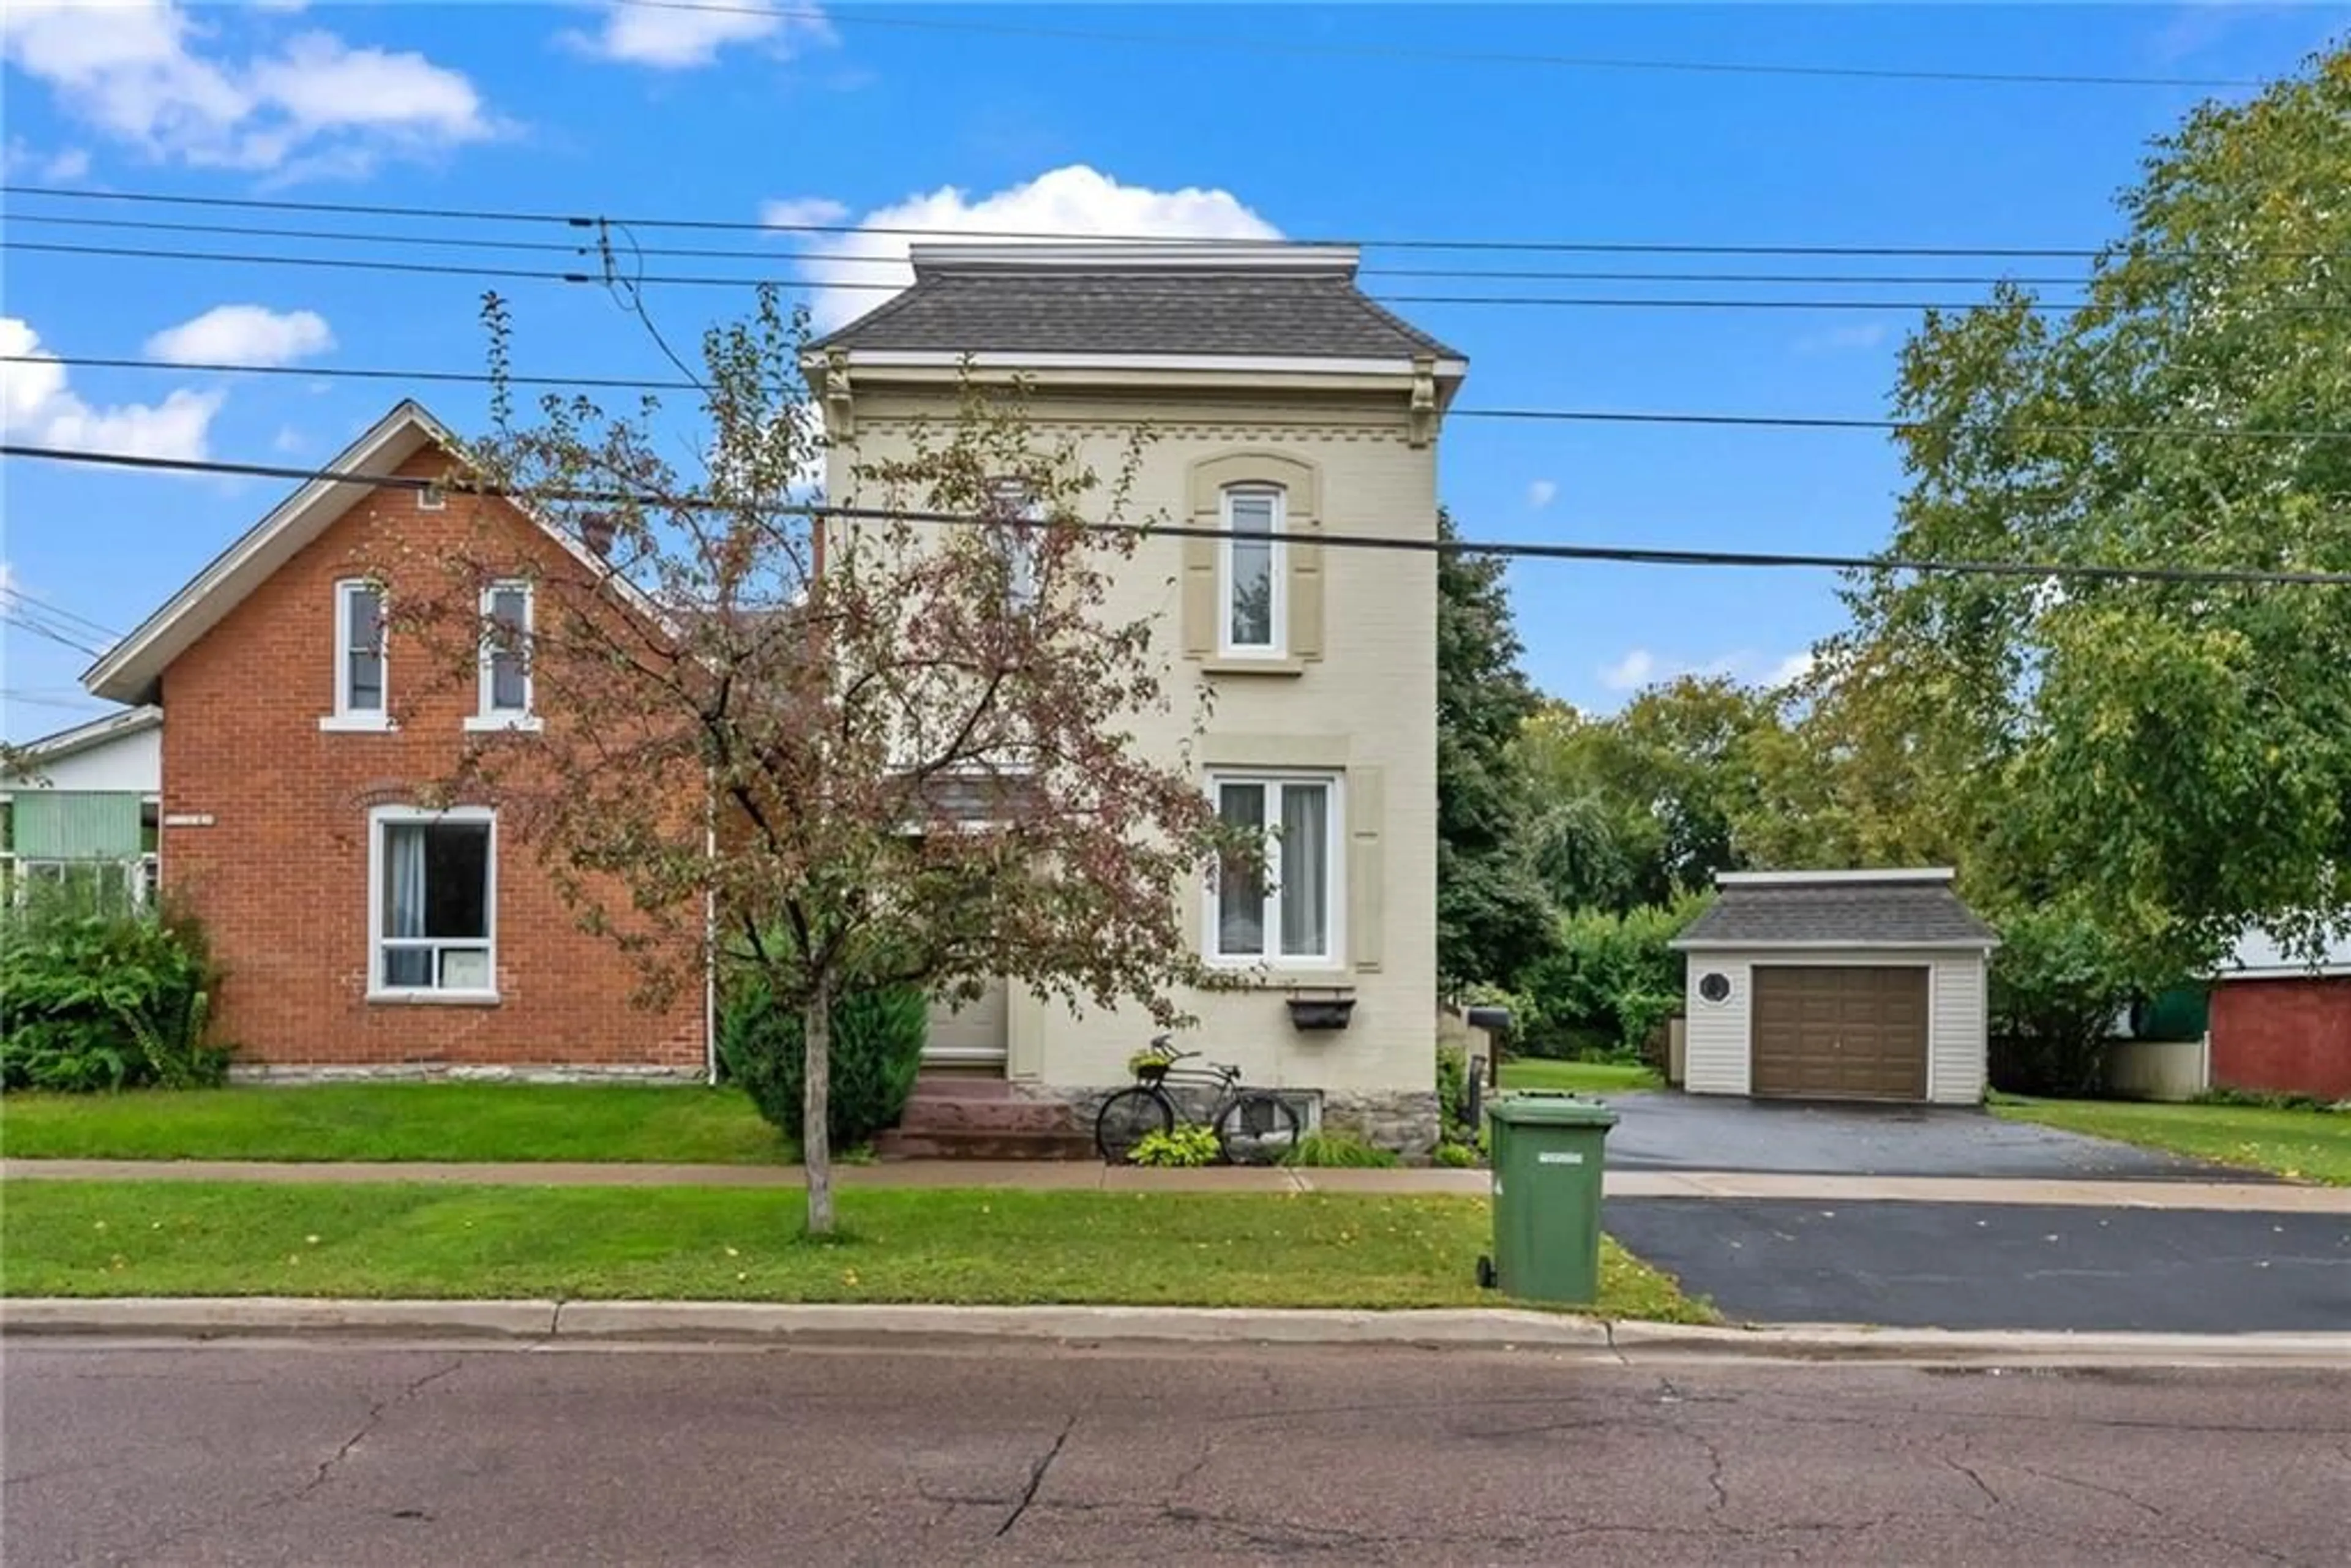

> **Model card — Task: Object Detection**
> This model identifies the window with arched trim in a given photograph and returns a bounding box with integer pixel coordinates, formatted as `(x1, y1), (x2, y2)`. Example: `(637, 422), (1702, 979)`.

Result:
(1221, 485), (1284, 654)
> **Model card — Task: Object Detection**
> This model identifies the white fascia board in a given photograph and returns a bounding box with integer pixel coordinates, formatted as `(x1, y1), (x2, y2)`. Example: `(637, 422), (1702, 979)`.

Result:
(1715, 868), (1959, 888)
(825, 350), (1469, 380)
(1670, 939), (2001, 953)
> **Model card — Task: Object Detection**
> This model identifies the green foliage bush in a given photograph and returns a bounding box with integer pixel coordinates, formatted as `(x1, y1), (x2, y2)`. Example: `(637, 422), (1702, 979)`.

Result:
(1986, 903), (2139, 1097)
(1431, 1141), (1482, 1169)
(0, 896), (229, 1092)
(719, 976), (928, 1146)
(1128, 1125), (1221, 1168)
(1281, 1130), (1401, 1169)
(1517, 895), (1707, 1057)
(2195, 1086), (2341, 1114)
(1436, 1043), (1469, 1133)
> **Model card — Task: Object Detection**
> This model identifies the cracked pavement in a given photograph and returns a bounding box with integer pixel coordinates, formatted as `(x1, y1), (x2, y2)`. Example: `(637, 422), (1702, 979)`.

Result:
(7, 1340), (2349, 1565)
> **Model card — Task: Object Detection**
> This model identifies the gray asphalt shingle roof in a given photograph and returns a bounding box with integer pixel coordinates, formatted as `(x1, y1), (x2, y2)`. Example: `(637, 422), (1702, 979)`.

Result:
(811, 257), (1462, 361)
(1674, 876), (2000, 949)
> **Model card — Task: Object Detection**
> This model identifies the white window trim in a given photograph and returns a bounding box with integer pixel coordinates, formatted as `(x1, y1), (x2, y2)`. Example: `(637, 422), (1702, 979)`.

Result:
(988, 479), (1043, 615)
(1204, 771), (1343, 969)
(1218, 486), (1286, 658)
(465, 580), (544, 732)
(366, 805), (499, 1004)
(322, 577), (396, 733)
(416, 482), (448, 511)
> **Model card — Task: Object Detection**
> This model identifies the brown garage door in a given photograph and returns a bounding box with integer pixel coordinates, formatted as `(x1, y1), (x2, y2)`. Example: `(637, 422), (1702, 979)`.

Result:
(1751, 966), (1929, 1101)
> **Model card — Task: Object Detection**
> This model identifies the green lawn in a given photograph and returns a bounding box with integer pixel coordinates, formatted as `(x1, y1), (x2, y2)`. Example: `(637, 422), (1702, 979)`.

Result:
(0, 1085), (790, 1165)
(1497, 1059), (1661, 1095)
(1993, 1097), (2351, 1185)
(0, 1180), (1711, 1320)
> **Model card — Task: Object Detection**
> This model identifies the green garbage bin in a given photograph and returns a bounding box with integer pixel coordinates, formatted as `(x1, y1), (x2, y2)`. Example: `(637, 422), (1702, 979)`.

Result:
(1480, 1090), (1618, 1305)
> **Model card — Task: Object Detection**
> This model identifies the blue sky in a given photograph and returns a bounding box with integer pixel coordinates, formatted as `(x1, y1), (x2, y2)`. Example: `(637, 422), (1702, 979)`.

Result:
(4, 1), (2346, 740)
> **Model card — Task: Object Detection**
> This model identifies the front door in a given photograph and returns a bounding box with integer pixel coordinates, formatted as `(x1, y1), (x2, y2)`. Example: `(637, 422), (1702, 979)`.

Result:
(923, 978), (1009, 1071)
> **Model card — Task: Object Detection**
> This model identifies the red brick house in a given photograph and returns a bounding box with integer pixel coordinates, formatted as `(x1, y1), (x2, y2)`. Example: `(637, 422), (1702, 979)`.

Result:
(81, 401), (710, 1080)
(2209, 930), (2351, 1103)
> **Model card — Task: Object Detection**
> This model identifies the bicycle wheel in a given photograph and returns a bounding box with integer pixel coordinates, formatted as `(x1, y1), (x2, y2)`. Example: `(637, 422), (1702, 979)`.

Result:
(1094, 1087), (1176, 1163)
(1213, 1090), (1302, 1166)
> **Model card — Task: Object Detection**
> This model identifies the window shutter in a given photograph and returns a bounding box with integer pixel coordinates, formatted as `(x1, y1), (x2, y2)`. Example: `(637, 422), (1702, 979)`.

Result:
(1346, 766), (1383, 972)
(1182, 527), (1217, 658)
(13, 792), (143, 859)
(1288, 519), (1324, 662)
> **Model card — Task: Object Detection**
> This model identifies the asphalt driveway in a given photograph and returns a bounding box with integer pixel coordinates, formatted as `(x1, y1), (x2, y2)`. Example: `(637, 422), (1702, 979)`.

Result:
(1588, 1091), (2348, 1330)
(1604, 1199), (2351, 1332)
(1598, 1090), (2265, 1181)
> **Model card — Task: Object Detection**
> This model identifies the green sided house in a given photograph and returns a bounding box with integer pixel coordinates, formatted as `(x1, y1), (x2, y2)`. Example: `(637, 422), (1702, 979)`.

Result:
(2, 705), (162, 911)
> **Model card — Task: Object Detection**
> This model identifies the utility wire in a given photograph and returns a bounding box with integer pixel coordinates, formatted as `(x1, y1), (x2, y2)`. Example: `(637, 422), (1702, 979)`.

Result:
(609, 0), (2268, 90)
(15, 353), (2351, 444)
(8, 442), (2348, 590)
(2, 610), (110, 660)
(0, 585), (122, 642)
(0, 213), (2107, 288)
(21, 182), (2333, 262)
(0, 240), (2175, 314)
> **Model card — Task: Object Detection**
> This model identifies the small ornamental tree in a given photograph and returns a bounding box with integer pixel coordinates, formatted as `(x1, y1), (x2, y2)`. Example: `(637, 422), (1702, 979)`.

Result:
(397, 290), (1229, 1233)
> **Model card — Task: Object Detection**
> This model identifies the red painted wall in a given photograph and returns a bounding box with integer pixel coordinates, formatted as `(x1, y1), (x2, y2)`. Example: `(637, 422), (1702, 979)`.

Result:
(160, 443), (705, 1074)
(2208, 978), (2351, 1101)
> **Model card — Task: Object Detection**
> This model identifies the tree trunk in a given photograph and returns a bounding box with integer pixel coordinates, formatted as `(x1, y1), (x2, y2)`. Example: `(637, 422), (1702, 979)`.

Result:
(803, 973), (835, 1236)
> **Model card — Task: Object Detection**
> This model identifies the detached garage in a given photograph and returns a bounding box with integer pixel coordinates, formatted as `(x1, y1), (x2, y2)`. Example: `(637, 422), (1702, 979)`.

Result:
(1671, 869), (2000, 1105)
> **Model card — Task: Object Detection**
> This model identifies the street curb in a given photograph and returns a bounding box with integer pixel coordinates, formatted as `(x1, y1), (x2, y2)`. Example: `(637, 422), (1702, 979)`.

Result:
(6, 1299), (2351, 1365)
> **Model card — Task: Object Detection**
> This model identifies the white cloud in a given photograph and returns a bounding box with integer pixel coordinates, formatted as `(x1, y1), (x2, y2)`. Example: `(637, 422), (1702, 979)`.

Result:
(571, 0), (836, 69)
(2, 315), (221, 460)
(4, 137), (90, 179)
(1526, 479), (1558, 510)
(758, 195), (850, 231)
(0, 0), (492, 176)
(1599, 646), (1817, 694)
(271, 424), (306, 454)
(145, 304), (334, 367)
(770, 163), (1283, 331)
(1794, 321), (1891, 355)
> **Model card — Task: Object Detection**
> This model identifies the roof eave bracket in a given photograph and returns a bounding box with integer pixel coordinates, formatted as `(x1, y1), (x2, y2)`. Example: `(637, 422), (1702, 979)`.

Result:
(823, 350), (855, 441)
(1407, 354), (1436, 449)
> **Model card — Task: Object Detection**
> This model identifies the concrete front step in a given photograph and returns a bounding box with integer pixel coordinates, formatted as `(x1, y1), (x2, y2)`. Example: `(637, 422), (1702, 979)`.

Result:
(908, 1070), (1015, 1098)
(872, 1128), (1100, 1162)
(897, 1097), (1080, 1134)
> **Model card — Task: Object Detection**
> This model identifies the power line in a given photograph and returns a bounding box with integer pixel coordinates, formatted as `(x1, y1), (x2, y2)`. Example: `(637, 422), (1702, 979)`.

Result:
(10, 182), (2290, 261)
(16, 353), (2351, 444)
(2, 609), (109, 660)
(0, 585), (121, 642)
(609, 0), (2268, 90)
(0, 239), (2155, 314)
(8, 441), (2348, 590)
(2, 212), (2105, 288)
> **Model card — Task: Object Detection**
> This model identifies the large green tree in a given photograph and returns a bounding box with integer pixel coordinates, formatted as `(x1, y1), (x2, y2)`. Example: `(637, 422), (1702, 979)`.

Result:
(1828, 43), (2351, 971)
(1434, 509), (1552, 988)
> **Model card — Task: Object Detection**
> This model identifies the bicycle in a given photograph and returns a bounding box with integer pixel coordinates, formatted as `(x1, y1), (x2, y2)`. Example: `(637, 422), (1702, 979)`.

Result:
(1093, 1033), (1304, 1166)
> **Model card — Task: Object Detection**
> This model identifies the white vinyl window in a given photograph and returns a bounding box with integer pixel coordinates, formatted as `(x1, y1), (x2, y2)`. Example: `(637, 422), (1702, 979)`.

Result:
(1208, 773), (1340, 966)
(367, 806), (497, 1000)
(321, 579), (392, 731)
(467, 581), (540, 730)
(988, 479), (1041, 615)
(1220, 487), (1284, 656)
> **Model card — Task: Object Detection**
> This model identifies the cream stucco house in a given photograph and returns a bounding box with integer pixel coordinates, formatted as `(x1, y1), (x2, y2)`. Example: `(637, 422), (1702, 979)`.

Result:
(809, 243), (1463, 1152)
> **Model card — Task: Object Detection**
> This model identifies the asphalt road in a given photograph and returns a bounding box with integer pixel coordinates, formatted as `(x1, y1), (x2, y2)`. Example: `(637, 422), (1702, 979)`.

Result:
(1600, 1093), (2263, 1180)
(7, 1340), (2349, 1566)
(1605, 1199), (2351, 1332)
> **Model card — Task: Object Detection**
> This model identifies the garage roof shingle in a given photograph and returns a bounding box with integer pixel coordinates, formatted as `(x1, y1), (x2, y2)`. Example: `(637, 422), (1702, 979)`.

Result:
(1673, 872), (2000, 950)
(811, 246), (1463, 361)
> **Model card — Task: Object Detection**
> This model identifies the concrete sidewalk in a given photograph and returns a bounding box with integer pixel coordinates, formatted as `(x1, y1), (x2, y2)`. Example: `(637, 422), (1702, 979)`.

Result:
(6, 1157), (2347, 1211)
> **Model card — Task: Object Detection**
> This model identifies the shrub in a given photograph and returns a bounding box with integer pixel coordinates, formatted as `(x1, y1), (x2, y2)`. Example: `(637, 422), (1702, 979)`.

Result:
(1517, 895), (1706, 1056)
(1431, 1141), (1481, 1169)
(1986, 902), (2139, 1097)
(719, 977), (928, 1147)
(1281, 1130), (1401, 1169)
(1436, 1043), (1469, 1133)
(0, 898), (229, 1093)
(2195, 1086), (2338, 1114)
(1129, 1125), (1221, 1167)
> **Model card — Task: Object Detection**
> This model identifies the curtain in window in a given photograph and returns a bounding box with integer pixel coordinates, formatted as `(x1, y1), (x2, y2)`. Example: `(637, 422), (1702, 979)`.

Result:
(385, 823), (430, 987)
(1217, 783), (1266, 956)
(1278, 782), (1328, 957)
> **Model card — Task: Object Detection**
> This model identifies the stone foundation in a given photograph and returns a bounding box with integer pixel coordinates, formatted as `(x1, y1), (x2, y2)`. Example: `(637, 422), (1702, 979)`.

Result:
(1015, 1082), (1441, 1159)
(228, 1063), (708, 1086)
